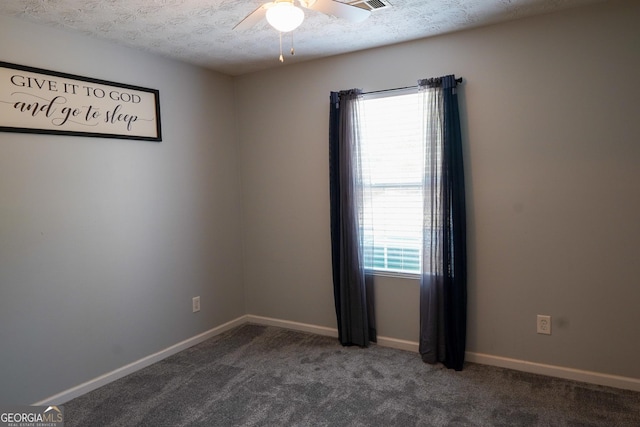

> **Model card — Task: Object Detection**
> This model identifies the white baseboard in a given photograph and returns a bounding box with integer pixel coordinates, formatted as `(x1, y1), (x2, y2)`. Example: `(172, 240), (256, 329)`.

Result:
(246, 314), (420, 353)
(34, 315), (248, 406)
(466, 352), (640, 392)
(375, 336), (419, 353)
(35, 315), (640, 405)
(246, 314), (339, 338)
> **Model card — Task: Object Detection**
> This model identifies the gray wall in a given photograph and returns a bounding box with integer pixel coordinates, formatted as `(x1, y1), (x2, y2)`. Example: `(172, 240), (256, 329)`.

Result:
(236, 0), (640, 379)
(0, 16), (245, 404)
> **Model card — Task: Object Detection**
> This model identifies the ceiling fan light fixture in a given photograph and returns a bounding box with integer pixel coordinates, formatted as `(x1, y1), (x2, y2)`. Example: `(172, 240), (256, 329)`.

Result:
(266, 1), (304, 33)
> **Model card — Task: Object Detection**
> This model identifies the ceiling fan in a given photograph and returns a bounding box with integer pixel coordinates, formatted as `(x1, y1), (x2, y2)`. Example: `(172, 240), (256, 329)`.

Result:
(234, 0), (371, 62)
(233, 0), (371, 32)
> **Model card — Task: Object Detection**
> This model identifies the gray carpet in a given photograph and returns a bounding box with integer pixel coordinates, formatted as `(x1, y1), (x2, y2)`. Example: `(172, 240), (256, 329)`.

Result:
(64, 324), (640, 426)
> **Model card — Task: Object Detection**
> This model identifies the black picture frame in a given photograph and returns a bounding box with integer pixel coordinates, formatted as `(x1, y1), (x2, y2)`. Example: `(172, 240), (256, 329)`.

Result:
(0, 61), (162, 142)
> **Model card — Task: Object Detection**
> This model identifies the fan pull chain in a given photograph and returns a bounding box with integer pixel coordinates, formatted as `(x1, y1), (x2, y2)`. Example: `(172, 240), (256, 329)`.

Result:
(278, 31), (297, 62)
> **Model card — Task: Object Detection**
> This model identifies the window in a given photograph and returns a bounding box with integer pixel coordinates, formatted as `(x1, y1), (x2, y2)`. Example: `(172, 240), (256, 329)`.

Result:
(360, 91), (424, 275)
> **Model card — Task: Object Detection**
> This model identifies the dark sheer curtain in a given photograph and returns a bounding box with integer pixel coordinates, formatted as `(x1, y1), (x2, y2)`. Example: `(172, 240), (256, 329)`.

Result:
(329, 90), (376, 347)
(419, 75), (467, 370)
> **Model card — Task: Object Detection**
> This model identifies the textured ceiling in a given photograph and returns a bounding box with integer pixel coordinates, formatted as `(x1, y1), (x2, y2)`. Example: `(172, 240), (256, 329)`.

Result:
(0, 0), (604, 76)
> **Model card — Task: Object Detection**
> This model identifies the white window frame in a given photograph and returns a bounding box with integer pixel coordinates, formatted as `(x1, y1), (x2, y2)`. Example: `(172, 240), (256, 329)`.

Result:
(359, 89), (424, 278)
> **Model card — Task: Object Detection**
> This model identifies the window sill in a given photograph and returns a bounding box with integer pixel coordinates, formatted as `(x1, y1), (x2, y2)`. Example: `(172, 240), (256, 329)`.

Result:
(369, 270), (420, 280)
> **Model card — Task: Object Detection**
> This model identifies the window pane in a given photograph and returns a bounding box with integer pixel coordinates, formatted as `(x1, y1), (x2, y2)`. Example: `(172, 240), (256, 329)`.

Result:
(360, 92), (423, 275)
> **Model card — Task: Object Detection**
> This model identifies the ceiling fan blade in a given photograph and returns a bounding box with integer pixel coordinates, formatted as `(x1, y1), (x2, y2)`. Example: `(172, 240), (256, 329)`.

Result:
(233, 3), (271, 30)
(305, 0), (371, 23)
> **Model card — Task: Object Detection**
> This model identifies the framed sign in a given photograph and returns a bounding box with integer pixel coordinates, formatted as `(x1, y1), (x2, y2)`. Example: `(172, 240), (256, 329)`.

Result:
(0, 61), (161, 141)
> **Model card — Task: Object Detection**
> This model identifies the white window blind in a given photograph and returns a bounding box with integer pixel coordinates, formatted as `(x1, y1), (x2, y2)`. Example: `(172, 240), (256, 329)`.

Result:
(360, 91), (423, 275)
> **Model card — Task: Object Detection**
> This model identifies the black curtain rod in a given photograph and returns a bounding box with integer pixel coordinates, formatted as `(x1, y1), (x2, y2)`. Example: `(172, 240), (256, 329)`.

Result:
(363, 77), (463, 95)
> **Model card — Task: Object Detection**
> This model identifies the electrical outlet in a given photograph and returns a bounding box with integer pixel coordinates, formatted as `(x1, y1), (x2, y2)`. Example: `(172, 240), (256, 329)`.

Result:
(537, 315), (551, 335)
(192, 296), (200, 313)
